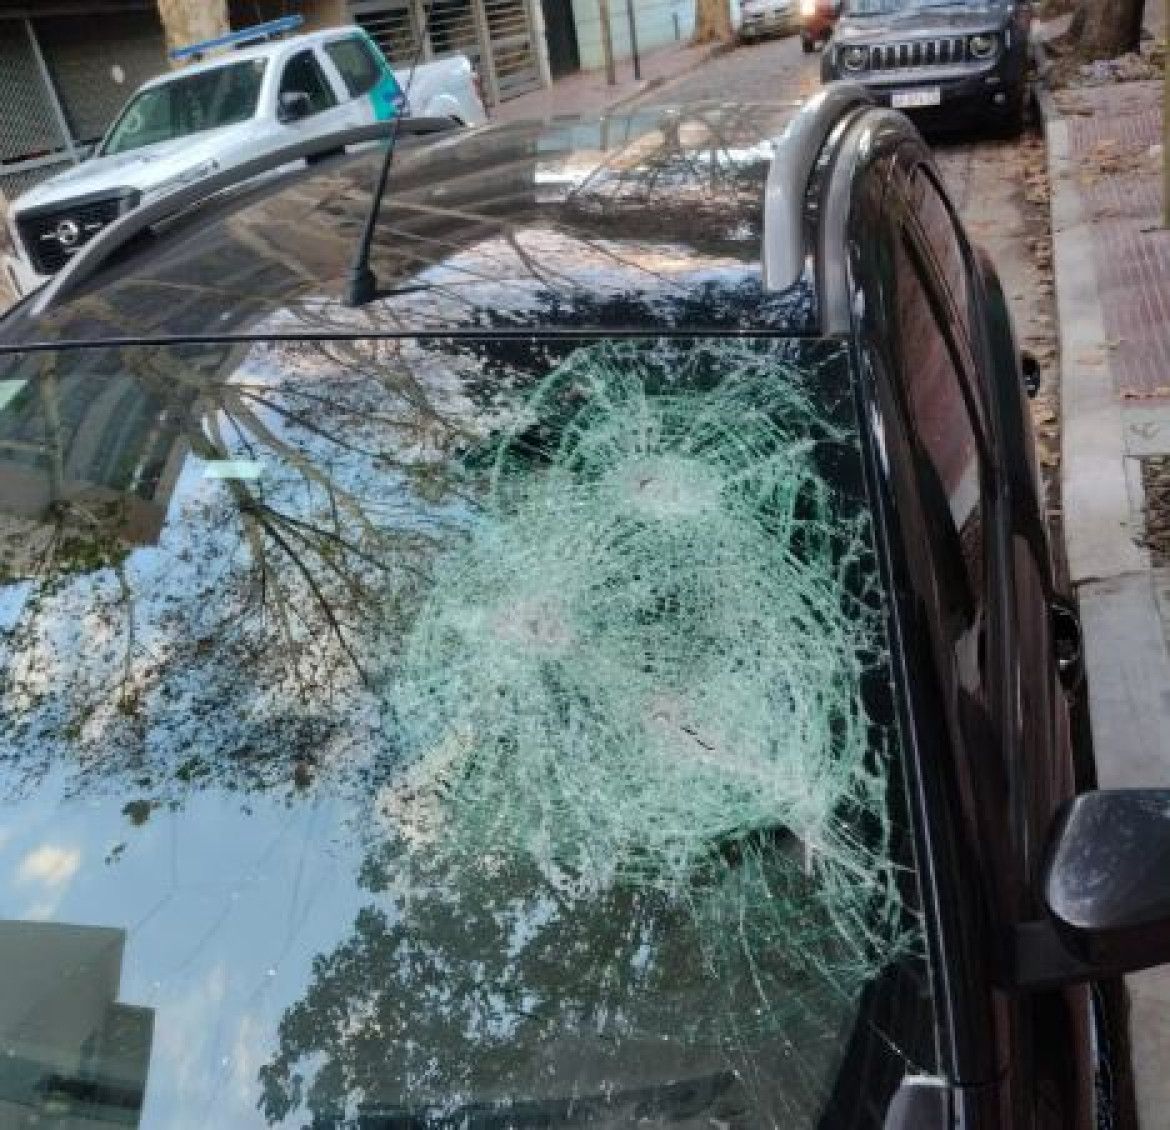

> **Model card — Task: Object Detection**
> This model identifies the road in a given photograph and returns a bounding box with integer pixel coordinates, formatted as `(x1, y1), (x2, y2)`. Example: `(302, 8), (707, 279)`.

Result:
(636, 31), (1062, 539)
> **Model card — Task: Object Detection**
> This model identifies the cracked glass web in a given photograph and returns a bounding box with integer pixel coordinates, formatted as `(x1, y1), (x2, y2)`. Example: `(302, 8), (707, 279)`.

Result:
(377, 339), (914, 1030)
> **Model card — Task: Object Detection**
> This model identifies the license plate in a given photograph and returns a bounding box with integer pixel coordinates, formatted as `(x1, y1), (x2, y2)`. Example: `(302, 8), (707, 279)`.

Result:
(891, 88), (942, 109)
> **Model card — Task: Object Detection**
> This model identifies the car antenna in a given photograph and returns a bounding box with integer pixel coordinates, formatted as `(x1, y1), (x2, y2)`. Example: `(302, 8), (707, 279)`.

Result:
(344, 3), (436, 307)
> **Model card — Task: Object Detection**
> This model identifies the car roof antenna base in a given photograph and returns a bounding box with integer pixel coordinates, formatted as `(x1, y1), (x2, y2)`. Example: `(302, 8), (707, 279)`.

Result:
(342, 3), (436, 309)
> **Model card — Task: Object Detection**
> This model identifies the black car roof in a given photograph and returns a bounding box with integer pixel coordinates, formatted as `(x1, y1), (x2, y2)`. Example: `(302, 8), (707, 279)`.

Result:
(1, 103), (828, 348)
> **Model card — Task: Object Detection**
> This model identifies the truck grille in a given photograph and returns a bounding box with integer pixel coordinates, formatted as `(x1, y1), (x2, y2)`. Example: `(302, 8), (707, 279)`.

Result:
(16, 194), (136, 276)
(867, 38), (967, 71)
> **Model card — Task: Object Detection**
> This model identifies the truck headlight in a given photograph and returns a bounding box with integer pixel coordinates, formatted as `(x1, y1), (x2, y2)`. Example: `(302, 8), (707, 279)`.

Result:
(968, 34), (997, 59)
(841, 45), (868, 71)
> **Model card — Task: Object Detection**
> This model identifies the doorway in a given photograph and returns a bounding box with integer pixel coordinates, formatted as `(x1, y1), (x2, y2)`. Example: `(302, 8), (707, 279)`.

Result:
(540, 0), (579, 78)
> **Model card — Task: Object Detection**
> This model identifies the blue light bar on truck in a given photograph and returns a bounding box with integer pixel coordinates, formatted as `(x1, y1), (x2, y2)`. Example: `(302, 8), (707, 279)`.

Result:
(170, 15), (304, 62)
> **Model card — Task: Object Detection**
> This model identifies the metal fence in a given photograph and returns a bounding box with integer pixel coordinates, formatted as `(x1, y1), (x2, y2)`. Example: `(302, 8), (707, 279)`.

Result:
(0, 9), (166, 206)
(0, 20), (73, 202)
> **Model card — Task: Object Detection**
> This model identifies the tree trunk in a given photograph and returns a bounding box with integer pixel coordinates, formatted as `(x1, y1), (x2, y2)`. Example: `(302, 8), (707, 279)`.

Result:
(156, 0), (230, 65)
(693, 0), (733, 44)
(1074, 0), (1145, 58)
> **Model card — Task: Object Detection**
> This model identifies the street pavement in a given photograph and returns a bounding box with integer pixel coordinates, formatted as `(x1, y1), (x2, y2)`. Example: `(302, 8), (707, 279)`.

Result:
(632, 31), (822, 104)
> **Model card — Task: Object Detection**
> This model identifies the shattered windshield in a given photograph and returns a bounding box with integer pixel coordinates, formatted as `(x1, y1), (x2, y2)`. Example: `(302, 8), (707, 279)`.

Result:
(0, 335), (934, 1128)
(102, 59), (268, 156)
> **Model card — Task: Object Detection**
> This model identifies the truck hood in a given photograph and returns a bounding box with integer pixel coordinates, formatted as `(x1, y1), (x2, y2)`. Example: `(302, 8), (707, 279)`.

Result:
(12, 124), (251, 214)
(837, 7), (1006, 39)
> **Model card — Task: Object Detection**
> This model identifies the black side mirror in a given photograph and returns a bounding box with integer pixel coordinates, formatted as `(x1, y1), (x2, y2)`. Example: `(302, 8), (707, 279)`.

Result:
(1021, 350), (1041, 398)
(278, 91), (312, 123)
(1051, 595), (1083, 693)
(1045, 790), (1170, 972)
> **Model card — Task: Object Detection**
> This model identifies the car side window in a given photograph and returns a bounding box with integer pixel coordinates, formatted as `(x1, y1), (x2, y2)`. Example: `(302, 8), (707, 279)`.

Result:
(279, 50), (338, 115)
(894, 229), (988, 641)
(324, 37), (384, 99)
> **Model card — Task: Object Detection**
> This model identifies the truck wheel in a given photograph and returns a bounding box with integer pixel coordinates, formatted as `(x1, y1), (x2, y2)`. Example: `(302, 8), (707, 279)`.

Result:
(801, 31), (816, 53)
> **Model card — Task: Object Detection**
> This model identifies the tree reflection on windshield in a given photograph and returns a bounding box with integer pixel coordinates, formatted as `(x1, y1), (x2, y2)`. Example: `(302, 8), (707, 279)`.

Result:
(0, 337), (469, 804)
(258, 842), (862, 1128)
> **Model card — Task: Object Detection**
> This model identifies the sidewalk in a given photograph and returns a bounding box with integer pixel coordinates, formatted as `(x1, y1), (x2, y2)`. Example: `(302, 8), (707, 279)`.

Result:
(489, 40), (725, 123)
(1036, 22), (1170, 1130)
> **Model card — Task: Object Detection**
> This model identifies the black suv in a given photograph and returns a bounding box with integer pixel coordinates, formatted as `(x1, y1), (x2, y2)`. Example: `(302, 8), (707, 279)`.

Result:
(0, 87), (1164, 1130)
(822, 0), (1033, 133)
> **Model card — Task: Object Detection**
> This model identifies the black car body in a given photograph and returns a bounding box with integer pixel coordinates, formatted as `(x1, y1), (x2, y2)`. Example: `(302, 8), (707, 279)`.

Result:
(0, 88), (1164, 1129)
(821, 0), (1033, 133)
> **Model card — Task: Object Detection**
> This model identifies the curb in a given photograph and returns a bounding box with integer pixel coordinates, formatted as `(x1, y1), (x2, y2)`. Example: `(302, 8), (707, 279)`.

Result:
(1030, 34), (1149, 585)
(1030, 37), (1060, 124)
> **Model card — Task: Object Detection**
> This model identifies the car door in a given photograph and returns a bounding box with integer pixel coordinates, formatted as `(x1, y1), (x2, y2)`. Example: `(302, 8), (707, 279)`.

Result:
(274, 47), (350, 142)
(321, 34), (407, 127)
(886, 152), (1099, 1130)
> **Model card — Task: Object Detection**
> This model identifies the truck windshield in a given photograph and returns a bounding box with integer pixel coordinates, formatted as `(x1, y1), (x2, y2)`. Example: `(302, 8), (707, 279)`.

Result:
(102, 58), (267, 156)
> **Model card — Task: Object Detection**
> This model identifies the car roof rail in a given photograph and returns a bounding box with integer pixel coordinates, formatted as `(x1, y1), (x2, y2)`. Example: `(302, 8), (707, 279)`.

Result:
(761, 81), (874, 294)
(170, 15), (305, 62)
(28, 117), (461, 317)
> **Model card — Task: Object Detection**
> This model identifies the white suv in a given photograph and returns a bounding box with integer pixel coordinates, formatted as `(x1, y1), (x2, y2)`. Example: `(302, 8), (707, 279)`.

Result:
(3, 23), (486, 296)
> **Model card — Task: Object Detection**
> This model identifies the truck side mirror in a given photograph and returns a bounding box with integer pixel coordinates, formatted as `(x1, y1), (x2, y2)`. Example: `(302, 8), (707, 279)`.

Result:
(1045, 790), (1170, 972)
(278, 91), (312, 123)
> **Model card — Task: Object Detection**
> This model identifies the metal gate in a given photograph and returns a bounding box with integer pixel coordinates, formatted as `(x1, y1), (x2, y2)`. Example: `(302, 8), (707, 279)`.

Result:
(349, 0), (542, 105)
(482, 0), (541, 101)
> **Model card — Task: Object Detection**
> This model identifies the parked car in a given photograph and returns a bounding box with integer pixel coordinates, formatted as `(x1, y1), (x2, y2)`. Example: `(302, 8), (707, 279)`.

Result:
(738, 0), (800, 41)
(821, 0), (1033, 133)
(1, 17), (485, 297)
(800, 0), (842, 52)
(0, 85), (1163, 1129)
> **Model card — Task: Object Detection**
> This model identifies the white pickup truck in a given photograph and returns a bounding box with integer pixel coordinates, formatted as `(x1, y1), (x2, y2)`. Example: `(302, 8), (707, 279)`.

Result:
(3, 20), (486, 296)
